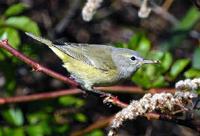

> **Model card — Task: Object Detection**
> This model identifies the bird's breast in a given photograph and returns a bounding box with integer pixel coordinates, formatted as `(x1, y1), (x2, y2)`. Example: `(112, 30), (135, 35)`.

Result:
(62, 57), (119, 86)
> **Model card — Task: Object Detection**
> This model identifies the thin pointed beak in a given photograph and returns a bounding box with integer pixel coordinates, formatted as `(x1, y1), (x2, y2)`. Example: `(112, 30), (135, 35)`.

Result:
(142, 59), (160, 64)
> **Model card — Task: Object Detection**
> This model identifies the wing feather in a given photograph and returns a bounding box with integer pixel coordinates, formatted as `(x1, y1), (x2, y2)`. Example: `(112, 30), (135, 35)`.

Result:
(52, 42), (116, 71)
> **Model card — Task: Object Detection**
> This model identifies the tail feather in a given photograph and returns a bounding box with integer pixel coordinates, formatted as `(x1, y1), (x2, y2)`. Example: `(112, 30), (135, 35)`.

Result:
(25, 32), (52, 46)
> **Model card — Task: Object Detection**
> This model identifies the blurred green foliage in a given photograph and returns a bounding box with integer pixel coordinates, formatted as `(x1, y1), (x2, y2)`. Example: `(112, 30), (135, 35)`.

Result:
(0, 3), (199, 136)
(85, 130), (104, 136)
(0, 3), (40, 94)
(161, 7), (200, 50)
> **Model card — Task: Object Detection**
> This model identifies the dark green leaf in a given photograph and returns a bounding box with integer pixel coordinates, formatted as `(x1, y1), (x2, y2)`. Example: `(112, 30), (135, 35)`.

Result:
(5, 16), (40, 35)
(173, 7), (200, 31)
(160, 52), (173, 73)
(135, 36), (151, 57)
(127, 34), (140, 50)
(53, 125), (69, 134)
(147, 50), (164, 60)
(27, 122), (51, 136)
(0, 128), (2, 136)
(160, 7), (200, 50)
(114, 42), (128, 48)
(132, 69), (152, 88)
(4, 3), (29, 17)
(74, 113), (87, 122)
(0, 61), (17, 94)
(152, 76), (167, 87)
(0, 28), (21, 48)
(27, 112), (48, 124)
(27, 125), (44, 136)
(85, 130), (104, 136)
(58, 96), (85, 108)
(184, 68), (200, 78)
(170, 59), (190, 79)
(0, 49), (6, 60)
(2, 108), (24, 126)
(192, 47), (200, 69)
(2, 127), (24, 136)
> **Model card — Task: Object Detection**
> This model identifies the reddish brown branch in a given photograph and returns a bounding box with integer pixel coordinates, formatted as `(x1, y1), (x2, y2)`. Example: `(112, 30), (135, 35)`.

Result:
(97, 86), (175, 94)
(0, 40), (78, 87)
(95, 86), (144, 94)
(0, 86), (175, 105)
(0, 88), (129, 106)
(70, 116), (114, 136)
(0, 89), (82, 105)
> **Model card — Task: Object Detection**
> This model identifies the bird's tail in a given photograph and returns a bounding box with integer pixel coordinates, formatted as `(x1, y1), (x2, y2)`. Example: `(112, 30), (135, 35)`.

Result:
(25, 32), (52, 47)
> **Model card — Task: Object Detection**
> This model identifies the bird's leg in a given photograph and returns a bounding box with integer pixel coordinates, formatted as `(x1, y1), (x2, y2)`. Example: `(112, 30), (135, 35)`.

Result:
(81, 84), (113, 98)
(91, 88), (113, 98)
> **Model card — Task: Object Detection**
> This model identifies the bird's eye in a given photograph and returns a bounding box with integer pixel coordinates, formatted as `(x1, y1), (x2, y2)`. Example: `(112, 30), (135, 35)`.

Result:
(130, 56), (136, 61)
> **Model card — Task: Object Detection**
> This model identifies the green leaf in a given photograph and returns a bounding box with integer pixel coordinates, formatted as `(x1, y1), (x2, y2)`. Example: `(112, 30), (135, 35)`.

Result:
(170, 59), (190, 79)
(4, 3), (29, 17)
(27, 122), (51, 136)
(173, 7), (200, 31)
(2, 127), (24, 136)
(161, 7), (200, 51)
(136, 36), (151, 57)
(5, 16), (41, 35)
(0, 128), (3, 136)
(184, 68), (200, 78)
(128, 34), (140, 50)
(160, 52), (173, 73)
(152, 76), (167, 87)
(114, 42), (128, 48)
(0, 61), (17, 94)
(74, 113), (87, 122)
(148, 51), (173, 74)
(58, 96), (85, 108)
(12, 128), (25, 136)
(192, 47), (200, 69)
(27, 112), (47, 124)
(53, 125), (69, 134)
(0, 28), (21, 48)
(147, 50), (164, 60)
(0, 48), (6, 60)
(27, 125), (44, 136)
(2, 108), (24, 126)
(132, 69), (152, 88)
(85, 129), (104, 136)
(5, 78), (16, 93)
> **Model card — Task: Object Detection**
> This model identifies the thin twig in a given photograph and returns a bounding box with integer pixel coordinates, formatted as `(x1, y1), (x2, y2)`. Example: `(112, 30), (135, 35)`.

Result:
(70, 116), (114, 136)
(0, 89), (81, 105)
(0, 86), (174, 105)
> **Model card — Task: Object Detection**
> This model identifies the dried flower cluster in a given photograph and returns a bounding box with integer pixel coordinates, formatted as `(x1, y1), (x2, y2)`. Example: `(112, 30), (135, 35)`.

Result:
(82, 0), (103, 21)
(176, 78), (200, 91)
(108, 91), (197, 136)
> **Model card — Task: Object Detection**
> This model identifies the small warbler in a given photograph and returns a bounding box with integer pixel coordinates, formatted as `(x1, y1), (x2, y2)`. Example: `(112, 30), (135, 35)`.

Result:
(26, 33), (159, 96)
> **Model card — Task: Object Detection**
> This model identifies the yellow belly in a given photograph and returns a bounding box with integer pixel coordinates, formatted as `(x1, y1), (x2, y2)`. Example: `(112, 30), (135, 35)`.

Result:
(63, 57), (118, 86)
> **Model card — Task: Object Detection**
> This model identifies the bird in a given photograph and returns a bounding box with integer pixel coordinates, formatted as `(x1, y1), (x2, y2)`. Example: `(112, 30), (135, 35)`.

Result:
(26, 32), (159, 96)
